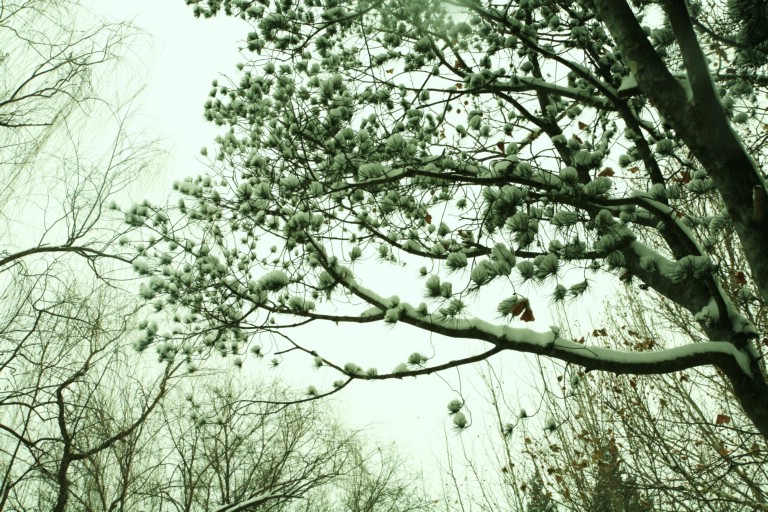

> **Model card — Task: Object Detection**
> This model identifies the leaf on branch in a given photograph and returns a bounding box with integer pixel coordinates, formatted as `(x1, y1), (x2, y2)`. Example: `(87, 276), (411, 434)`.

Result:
(598, 167), (615, 177)
(453, 411), (467, 429)
(671, 170), (692, 184)
(510, 301), (528, 317)
(592, 328), (607, 337)
(578, 121), (588, 130)
(425, 214), (432, 224)
(498, 296), (535, 322)
(628, 166), (640, 174)
(520, 306), (535, 322)
(496, 141), (504, 153)
(712, 44), (729, 62)
(636, 338), (656, 351)
(447, 399), (463, 414)
(715, 414), (731, 425)
(386, 68), (394, 74)
(455, 83), (463, 89)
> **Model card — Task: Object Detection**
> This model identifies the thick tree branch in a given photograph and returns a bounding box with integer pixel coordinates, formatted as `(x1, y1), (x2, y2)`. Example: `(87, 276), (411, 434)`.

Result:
(593, 0), (688, 112)
(662, 0), (721, 106)
(595, 0), (768, 306)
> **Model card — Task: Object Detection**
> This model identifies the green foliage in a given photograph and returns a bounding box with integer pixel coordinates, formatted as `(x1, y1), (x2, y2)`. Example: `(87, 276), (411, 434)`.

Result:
(728, 0), (768, 65)
(526, 473), (558, 512)
(590, 443), (652, 512)
(125, 0), (768, 430)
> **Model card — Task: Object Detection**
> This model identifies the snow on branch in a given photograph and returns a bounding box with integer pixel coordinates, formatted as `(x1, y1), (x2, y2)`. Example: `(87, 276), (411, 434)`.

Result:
(313, 249), (754, 379)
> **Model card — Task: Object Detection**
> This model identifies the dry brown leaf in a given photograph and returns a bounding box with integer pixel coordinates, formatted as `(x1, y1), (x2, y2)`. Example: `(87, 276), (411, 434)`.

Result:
(715, 414), (731, 425)
(520, 307), (535, 322)
(598, 167), (615, 177)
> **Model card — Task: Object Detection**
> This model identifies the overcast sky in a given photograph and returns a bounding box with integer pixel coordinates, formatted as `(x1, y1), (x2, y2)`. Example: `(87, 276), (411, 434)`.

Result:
(82, 1), (605, 487)
(86, 1), (241, 185)
(83, 0), (471, 473)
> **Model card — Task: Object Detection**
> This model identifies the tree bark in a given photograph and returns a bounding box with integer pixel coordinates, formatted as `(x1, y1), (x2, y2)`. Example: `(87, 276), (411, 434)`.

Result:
(594, 0), (768, 304)
(594, 0), (768, 439)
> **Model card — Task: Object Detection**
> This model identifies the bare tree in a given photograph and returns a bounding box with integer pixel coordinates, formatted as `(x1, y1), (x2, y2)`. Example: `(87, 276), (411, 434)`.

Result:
(438, 277), (768, 511)
(0, 283), (176, 511)
(336, 442), (433, 512)
(104, 373), (431, 512)
(0, 1), (173, 509)
(515, 295), (768, 511)
(0, 0), (156, 290)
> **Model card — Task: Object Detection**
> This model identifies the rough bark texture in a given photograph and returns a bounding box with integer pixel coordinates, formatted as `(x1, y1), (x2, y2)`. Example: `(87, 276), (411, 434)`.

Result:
(594, 0), (768, 439)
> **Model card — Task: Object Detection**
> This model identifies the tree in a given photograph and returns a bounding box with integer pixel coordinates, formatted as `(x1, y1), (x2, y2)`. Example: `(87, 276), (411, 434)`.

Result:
(0, 0), (138, 208)
(443, 273), (767, 510)
(502, 201), (768, 511)
(0, 283), (176, 511)
(0, 1), (439, 509)
(0, 0), (150, 331)
(0, 1), (172, 509)
(525, 474), (557, 512)
(588, 441), (650, 512)
(336, 441), (433, 512)
(0, 281), (430, 511)
(131, 0), (768, 439)
(154, 376), (359, 512)
(91, 373), (432, 512)
(526, 295), (766, 510)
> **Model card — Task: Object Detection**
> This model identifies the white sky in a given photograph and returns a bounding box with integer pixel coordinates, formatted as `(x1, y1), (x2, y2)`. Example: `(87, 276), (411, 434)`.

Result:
(85, 0), (615, 490)
(85, 0), (465, 473)
(87, 1), (242, 190)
